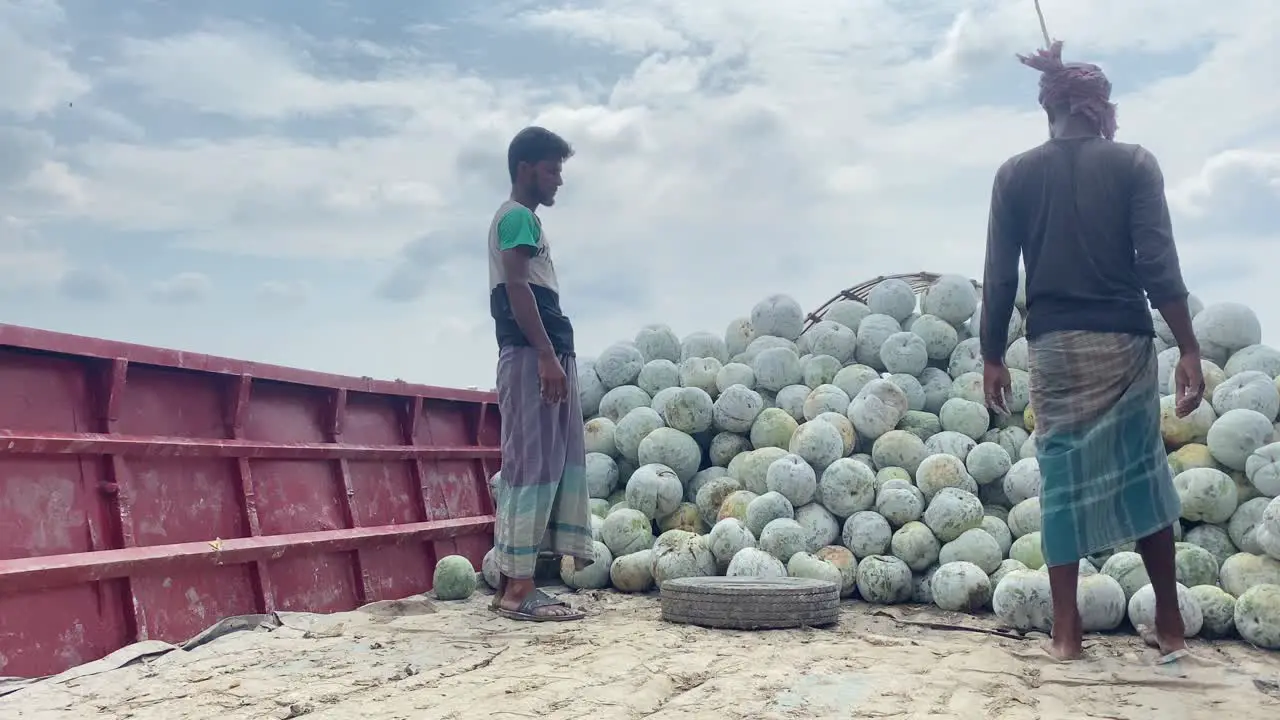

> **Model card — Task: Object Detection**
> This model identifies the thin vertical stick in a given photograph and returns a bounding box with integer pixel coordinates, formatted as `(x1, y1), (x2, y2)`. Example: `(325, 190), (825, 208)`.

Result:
(1034, 0), (1052, 48)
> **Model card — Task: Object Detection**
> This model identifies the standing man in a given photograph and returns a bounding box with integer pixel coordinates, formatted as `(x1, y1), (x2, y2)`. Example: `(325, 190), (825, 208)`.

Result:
(980, 41), (1205, 661)
(487, 126), (594, 621)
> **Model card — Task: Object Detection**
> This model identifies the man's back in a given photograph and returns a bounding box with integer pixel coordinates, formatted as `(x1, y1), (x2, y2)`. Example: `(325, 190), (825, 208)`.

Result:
(986, 137), (1187, 344)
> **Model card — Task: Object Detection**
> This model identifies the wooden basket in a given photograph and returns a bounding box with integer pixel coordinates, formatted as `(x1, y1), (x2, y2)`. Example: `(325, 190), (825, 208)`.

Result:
(804, 271), (982, 332)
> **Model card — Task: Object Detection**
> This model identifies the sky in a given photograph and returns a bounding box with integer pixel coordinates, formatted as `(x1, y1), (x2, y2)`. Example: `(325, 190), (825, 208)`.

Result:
(3, 0), (1278, 391)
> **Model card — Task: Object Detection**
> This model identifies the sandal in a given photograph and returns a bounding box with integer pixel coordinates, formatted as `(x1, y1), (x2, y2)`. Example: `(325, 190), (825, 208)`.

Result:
(494, 588), (584, 622)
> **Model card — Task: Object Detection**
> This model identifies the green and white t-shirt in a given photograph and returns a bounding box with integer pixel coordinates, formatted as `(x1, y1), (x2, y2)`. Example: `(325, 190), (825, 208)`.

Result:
(487, 200), (574, 354)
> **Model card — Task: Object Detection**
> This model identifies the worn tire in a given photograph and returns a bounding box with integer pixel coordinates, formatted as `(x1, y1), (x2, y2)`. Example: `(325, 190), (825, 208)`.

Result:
(659, 576), (841, 630)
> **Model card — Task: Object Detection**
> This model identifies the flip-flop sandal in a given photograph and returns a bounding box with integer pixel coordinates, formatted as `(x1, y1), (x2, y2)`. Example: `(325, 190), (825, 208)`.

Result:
(494, 588), (585, 622)
(1155, 648), (1193, 665)
(1134, 626), (1223, 667)
(1153, 648), (1228, 668)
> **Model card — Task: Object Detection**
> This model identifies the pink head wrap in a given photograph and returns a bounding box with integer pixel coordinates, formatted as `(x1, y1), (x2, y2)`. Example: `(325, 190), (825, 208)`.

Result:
(1018, 40), (1118, 140)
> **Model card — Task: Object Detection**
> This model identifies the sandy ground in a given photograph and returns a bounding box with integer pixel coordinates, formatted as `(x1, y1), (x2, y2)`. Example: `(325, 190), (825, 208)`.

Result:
(4, 586), (1280, 720)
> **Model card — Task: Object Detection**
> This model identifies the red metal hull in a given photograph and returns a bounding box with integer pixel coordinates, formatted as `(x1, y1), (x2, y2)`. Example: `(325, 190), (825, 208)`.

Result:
(0, 324), (500, 678)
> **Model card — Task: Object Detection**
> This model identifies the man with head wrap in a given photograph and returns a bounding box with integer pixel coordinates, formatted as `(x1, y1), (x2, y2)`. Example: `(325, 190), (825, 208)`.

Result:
(980, 41), (1205, 662)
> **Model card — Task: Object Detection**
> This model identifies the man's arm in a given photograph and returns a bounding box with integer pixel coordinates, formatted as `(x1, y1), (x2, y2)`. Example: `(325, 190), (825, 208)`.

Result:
(1130, 147), (1197, 353)
(497, 208), (557, 356)
(980, 164), (1021, 364)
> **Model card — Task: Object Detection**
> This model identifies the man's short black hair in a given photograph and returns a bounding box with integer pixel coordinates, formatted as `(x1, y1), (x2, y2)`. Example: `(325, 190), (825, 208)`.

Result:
(507, 127), (574, 183)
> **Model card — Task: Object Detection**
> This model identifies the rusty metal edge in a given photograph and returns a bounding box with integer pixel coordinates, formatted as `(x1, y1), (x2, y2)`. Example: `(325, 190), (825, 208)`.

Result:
(0, 516), (495, 595)
(0, 432), (502, 460)
(0, 323), (498, 404)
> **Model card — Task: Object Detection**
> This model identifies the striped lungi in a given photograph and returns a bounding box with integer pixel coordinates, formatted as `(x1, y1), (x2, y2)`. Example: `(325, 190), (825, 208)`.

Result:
(1029, 330), (1181, 567)
(492, 346), (594, 579)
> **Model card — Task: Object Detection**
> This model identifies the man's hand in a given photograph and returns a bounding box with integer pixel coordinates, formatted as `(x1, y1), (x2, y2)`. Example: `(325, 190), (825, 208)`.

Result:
(537, 350), (569, 404)
(984, 359), (1012, 416)
(1173, 350), (1205, 418)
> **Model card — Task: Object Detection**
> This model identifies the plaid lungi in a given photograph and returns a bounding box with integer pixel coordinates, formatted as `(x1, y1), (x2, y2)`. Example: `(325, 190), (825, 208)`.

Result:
(1029, 330), (1181, 567)
(492, 346), (594, 579)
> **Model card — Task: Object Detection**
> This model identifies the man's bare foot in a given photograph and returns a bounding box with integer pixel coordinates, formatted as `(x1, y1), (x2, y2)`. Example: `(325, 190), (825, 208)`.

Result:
(1136, 525), (1190, 657)
(1137, 608), (1188, 655)
(1141, 622), (1187, 655)
(489, 576), (506, 609)
(1042, 636), (1083, 662)
(1044, 572), (1083, 663)
(1153, 633), (1189, 656)
(1154, 609), (1188, 655)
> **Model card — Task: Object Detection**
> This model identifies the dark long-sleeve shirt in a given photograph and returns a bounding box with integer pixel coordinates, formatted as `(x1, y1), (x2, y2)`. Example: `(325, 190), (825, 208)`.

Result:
(980, 137), (1189, 363)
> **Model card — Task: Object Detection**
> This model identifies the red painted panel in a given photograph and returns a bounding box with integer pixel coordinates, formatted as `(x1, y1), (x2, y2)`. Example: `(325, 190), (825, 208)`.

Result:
(427, 460), (486, 526)
(115, 366), (228, 439)
(416, 399), (488, 521)
(416, 399), (475, 446)
(124, 458), (247, 547)
(0, 581), (132, 678)
(129, 565), (260, 642)
(348, 460), (422, 527)
(0, 350), (91, 434)
(361, 543), (434, 600)
(344, 393), (406, 446)
(266, 553), (360, 613)
(344, 394), (423, 529)
(0, 323), (500, 679)
(0, 459), (100, 561)
(243, 380), (328, 444)
(253, 460), (347, 534)
(454, 534), (493, 572)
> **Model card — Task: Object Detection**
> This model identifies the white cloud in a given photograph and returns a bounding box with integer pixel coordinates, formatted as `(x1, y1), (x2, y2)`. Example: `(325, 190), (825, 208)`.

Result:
(0, 216), (65, 293)
(1169, 148), (1280, 217)
(516, 8), (692, 55)
(56, 265), (127, 302)
(257, 279), (312, 304)
(0, 0), (89, 117)
(1, 0), (1278, 389)
(149, 271), (213, 304)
